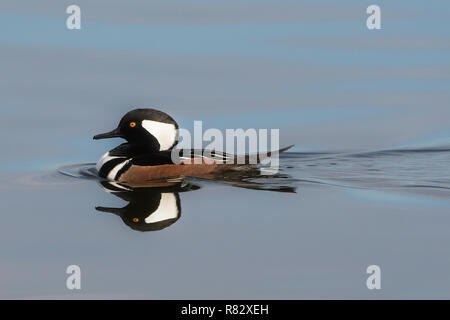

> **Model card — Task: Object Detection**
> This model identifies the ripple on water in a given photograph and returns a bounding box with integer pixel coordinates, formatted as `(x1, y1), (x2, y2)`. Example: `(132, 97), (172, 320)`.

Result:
(48, 148), (450, 196)
(58, 163), (99, 180)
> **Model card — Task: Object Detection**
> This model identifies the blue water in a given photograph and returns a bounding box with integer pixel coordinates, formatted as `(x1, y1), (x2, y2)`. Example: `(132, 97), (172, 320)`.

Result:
(1, 0), (450, 299)
(1, 148), (449, 299)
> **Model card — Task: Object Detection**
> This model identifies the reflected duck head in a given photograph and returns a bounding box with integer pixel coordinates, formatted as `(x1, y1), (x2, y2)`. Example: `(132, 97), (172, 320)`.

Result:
(96, 180), (200, 232)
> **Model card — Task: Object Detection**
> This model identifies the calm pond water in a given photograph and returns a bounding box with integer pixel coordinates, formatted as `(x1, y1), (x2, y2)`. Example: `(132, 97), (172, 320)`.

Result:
(1, 149), (450, 299)
(1, 0), (450, 299)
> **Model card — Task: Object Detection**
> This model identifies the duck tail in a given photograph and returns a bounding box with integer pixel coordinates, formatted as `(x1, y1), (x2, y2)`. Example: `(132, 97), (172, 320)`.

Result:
(236, 144), (295, 165)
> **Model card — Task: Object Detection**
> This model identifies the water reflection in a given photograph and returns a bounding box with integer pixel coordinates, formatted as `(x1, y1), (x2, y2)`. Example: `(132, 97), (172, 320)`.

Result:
(96, 180), (200, 232)
(58, 163), (297, 231)
(92, 168), (297, 232)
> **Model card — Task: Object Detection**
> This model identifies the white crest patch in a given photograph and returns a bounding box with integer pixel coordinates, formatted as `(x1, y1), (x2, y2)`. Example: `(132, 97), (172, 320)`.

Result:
(145, 193), (179, 224)
(142, 120), (177, 151)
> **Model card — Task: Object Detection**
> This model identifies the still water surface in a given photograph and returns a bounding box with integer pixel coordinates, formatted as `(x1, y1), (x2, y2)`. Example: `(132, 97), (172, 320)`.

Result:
(1, 0), (450, 299)
(1, 149), (449, 298)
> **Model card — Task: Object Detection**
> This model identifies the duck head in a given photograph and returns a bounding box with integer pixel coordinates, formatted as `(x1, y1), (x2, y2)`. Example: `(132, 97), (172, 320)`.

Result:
(93, 108), (179, 151)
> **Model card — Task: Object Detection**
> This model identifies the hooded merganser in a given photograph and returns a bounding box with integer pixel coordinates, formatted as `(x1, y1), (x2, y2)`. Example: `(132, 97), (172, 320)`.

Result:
(93, 108), (293, 183)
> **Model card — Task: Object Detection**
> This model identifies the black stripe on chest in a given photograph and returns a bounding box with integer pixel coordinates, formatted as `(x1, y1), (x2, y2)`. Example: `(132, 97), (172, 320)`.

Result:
(98, 158), (128, 179)
(114, 160), (133, 180)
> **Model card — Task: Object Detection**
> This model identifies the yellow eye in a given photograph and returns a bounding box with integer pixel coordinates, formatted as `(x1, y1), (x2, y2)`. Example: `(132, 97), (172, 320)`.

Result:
(132, 218), (139, 223)
(130, 122), (136, 128)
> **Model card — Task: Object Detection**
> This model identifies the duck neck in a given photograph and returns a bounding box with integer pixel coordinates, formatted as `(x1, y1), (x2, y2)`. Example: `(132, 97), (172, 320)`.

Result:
(110, 141), (160, 157)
